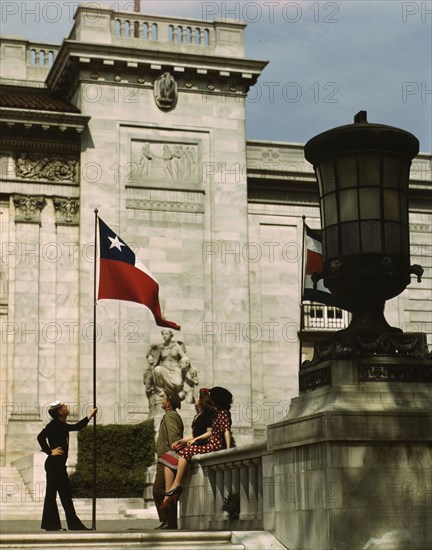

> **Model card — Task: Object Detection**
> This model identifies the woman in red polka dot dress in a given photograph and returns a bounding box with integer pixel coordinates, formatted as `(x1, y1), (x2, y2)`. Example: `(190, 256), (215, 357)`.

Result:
(160, 386), (233, 509)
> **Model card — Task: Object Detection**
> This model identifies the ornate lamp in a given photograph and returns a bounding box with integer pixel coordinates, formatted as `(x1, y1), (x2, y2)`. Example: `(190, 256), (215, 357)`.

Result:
(304, 111), (423, 338)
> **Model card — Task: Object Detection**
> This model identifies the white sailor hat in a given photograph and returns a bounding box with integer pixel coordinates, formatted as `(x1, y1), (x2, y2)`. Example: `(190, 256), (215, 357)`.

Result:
(48, 400), (64, 412)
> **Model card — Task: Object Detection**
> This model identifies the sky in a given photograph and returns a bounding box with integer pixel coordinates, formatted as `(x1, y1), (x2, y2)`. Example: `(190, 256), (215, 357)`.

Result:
(1, 0), (431, 152)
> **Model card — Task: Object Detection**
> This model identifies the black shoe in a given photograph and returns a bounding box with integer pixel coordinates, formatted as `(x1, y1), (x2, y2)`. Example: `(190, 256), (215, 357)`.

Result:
(164, 486), (182, 497)
(154, 522), (167, 530)
(69, 526), (91, 531)
(161, 524), (178, 529)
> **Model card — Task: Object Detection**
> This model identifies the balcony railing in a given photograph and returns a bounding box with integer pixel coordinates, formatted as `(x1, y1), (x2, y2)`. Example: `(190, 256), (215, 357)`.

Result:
(303, 303), (350, 331)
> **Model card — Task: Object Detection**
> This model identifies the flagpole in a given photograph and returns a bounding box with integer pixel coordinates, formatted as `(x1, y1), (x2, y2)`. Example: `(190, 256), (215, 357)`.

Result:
(298, 215), (306, 370)
(92, 208), (98, 530)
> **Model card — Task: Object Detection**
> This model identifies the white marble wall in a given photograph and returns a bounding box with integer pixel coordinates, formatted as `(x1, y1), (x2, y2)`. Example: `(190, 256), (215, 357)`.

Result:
(0, 6), (431, 468)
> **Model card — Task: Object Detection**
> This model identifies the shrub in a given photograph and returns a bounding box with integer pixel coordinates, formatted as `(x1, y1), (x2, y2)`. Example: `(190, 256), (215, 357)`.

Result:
(222, 492), (240, 520)
(70, 420), (155, 498)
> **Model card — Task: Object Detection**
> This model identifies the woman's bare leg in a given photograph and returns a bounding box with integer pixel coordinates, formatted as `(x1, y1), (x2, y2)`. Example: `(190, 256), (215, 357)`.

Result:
(169, 457), (188, 490)
(164, 466), (175, 492)
(162, 466), (176, 503)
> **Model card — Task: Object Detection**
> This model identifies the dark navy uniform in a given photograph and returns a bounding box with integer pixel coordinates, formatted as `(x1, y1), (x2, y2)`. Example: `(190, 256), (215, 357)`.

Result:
(37, 416), (89, 530)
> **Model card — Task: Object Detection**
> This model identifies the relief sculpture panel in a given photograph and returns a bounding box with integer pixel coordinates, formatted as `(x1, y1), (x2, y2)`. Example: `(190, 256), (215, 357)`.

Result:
(130, 140), (199, 187)
(14, 152), (78, 183)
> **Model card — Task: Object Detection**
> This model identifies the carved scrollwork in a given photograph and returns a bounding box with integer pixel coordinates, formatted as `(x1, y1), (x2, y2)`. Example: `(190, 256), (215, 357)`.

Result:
(13, 194), (45, 223)
(14, 152), (78, 183)
(53, 197), (80, 225)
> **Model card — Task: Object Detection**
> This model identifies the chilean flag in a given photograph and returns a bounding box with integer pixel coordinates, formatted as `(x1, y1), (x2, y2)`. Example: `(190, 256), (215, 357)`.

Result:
(302, 224), (352, 311)
(98, 218), (181, 330)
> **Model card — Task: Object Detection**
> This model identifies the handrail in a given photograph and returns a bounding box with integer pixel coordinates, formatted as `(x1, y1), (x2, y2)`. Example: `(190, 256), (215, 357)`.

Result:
(180, 441), (271, 530)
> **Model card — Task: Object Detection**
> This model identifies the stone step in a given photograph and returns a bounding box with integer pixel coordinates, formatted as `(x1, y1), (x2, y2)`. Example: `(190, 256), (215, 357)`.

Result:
(0, 503), (149, 521)
(0, 531), (245, 549)
(0, 465), (34, 503)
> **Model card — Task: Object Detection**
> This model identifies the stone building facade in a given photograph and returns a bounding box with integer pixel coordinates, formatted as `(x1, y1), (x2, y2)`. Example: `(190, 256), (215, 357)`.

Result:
(1, 6), (431, 467)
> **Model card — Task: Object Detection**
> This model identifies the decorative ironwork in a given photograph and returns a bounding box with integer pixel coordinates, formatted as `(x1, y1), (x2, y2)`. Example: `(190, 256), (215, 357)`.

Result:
(299, 365), (331, 391)
(358, 363), (432, 383)
(305, 332), (431, 367)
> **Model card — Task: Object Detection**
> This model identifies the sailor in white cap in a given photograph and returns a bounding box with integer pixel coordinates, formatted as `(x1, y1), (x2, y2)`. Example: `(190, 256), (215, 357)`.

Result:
(37, 400), (97, 531)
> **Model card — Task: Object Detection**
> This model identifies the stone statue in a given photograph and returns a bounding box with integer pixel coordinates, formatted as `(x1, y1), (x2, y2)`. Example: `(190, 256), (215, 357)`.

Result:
(144, 329), (198, 416)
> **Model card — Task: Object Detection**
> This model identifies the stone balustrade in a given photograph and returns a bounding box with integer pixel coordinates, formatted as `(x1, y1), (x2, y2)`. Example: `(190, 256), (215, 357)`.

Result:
(27, 44), (58, 68)
(0, 39), (60, 80)
(70, 6), (246, 58)
(180, 441), (275, 531)
(112, 16), (211, 47)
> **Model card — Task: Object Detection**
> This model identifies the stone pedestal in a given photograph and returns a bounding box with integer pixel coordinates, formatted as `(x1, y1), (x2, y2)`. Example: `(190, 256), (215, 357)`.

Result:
(267, 357), (432, 550)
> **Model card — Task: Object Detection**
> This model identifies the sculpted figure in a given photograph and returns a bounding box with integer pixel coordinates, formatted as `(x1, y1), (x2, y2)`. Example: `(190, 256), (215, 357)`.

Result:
(144, 330), (198, 416)
(139, 142), (153, 177)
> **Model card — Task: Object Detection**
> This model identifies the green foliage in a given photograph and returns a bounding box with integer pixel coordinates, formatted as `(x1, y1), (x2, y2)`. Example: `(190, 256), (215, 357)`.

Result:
(70, 420), (155, 498)
(222, 492), (240, 520)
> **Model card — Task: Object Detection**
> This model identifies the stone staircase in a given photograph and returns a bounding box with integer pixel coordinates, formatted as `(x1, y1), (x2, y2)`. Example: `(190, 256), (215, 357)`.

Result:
(0, 531), (246, 549)
(0, 464), (149, 520)
(0, 465), (41, 519)
(0, 465), (287, 549)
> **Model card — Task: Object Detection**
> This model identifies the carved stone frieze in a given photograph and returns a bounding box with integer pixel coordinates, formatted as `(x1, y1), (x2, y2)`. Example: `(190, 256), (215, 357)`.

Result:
(303, 332), (431, 368)
(126, 198), (204, 213)
(13, 194), (45, 224)
(53, 197), (80, 225)
(14, 152), (78, 183)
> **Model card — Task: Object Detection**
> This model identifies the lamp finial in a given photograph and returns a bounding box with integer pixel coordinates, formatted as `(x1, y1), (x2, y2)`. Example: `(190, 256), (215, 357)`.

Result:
(354, 111), (368, 123)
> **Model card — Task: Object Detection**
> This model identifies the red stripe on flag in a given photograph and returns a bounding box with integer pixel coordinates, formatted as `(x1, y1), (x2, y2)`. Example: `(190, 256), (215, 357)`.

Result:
(98, 259), (180, 330)
(306, 249), (323, 274)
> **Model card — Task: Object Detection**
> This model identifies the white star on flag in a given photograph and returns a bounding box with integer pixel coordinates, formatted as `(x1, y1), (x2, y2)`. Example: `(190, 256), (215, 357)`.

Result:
(108, 235), (125, 251)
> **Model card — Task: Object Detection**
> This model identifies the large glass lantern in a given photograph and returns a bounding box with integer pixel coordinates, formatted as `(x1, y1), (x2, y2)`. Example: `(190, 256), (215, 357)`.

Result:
(304, 112), (423, 336)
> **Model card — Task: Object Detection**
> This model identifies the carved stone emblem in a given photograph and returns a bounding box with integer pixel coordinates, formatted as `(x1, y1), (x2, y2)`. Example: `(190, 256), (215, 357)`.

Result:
(154, 72), (178, 111)
(53, 197), (80, 225)
(13, 194), (45, 223)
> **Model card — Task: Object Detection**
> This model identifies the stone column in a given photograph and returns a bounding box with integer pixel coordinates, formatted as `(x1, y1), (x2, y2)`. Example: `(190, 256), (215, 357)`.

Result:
(7, 194), (45, 462)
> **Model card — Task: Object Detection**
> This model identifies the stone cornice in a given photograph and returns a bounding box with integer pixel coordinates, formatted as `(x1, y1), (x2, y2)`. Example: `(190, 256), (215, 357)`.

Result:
(0, 135), (80, 154)
(0, 107), (90, 133)
(46, 40), (268, 93)
(246, 141), (432, 205)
